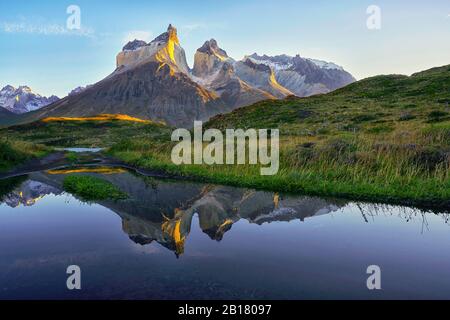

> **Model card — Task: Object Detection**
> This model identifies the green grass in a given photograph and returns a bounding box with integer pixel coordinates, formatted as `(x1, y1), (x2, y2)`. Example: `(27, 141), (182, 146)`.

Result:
(107, 137), (450, 208)
(63, 175), (128, 201)
(0, 118), (170, 148)
(0, 138), (50, 172)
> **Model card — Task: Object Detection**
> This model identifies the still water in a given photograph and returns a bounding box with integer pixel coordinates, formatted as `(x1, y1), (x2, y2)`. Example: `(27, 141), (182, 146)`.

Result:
(0, 168), (449, 300)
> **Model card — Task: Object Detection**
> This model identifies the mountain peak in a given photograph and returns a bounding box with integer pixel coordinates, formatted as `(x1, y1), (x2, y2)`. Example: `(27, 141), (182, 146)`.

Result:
(167, 24), (179, 44)
(1, 85), (16, 93)
(0, 85), (59, 114)
(116, 24), (189, 75)
(18, 85), (33, 93)
(198, 39), (228, 59)
(123, 39), (147, 51)
(152, 24), (179, 45)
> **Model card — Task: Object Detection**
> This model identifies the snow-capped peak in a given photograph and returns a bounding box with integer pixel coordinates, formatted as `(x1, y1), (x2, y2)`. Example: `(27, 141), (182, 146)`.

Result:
(246, 54), (293, 71)
(306, 58), (343, 71)
(0, 85), (59, 114)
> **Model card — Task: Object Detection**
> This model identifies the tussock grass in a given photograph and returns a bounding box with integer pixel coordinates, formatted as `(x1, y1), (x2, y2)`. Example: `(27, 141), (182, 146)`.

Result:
(0, 138), (49, 172)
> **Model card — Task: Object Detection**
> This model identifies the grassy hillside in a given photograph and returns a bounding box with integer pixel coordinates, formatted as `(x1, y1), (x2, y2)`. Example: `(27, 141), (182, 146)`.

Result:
(206, 64), (450, 132)
(2, 115), (170, 147)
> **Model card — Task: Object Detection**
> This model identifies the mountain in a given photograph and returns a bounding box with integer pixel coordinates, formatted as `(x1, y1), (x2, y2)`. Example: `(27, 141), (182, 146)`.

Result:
(7, 24), (355, 128)
(234, 58), (294, 98)
(0, 85), (59, 114)
(246, 53), (355, 96)
(0, 106), (14, 118)
(192, 39), (275, 108)
(17, 25), (225, 127)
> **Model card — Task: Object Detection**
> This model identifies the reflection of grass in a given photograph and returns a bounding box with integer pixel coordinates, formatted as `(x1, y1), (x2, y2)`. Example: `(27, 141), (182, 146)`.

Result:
(63, 175), (128, 201)
(65, 152), (79, 164)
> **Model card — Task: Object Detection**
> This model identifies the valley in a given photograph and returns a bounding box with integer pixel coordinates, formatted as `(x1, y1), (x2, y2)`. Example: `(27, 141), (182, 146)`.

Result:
(1, 64), (449, 209)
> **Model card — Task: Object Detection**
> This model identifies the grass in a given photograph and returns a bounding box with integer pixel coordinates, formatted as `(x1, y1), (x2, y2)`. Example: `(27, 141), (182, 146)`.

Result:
(63, 175), (128, 201)
(0, 116), (170, 148)
(0, 138), (50, 172)
(107, 135), (450, 208)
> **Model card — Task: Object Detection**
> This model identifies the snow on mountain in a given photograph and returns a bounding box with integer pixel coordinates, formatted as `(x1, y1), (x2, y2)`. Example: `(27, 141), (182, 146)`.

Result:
(307, 58), (344, 71)
(244, 53), (355, 96)
(246, 55), (293, 71)
(0, 85), (59, 114)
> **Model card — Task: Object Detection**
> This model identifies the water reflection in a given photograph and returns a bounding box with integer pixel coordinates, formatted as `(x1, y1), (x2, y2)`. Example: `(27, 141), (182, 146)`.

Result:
(0, 169), (447, 257)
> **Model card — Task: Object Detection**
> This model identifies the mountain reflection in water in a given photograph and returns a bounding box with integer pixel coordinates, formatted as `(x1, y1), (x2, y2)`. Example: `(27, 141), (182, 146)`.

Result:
(0, 169), (447, 258)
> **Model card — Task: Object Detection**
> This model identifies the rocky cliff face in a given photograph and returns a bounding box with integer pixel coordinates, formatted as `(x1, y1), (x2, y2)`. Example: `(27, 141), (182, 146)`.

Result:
(0, 85), (59, 114)
(116, 24), (190, 75)
(247, 53), (355, 96)
(192, 39), (275, 108)
(234, 58), (294, 98)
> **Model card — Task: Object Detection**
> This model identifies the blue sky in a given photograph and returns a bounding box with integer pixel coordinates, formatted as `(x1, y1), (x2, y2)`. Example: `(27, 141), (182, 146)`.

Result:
(0, 0), (449, 97)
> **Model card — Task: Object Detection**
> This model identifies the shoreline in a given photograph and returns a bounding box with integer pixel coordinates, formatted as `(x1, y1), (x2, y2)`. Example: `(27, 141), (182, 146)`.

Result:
(1, 151), (448, 212)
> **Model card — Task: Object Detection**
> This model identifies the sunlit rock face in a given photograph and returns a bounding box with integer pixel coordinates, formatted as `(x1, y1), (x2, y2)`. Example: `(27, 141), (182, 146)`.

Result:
(116, 24), (190, 75)
(192, 39), (232, 78)
(234, 58), (294, 98)
(246, 53), (355, 96)
(192, 40), (275, 109)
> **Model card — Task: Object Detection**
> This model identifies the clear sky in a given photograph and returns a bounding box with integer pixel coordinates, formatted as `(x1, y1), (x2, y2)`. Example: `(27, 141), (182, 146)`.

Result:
(0, 0), (449, 97)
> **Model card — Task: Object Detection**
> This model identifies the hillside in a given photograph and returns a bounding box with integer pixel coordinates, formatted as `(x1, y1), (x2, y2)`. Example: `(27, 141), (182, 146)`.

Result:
(0, 106), (14, 118)
(206, 64), (450, 133)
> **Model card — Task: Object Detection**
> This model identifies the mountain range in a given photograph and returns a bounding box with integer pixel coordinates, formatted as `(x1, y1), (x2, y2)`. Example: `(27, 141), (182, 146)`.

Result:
(0, 85), (59, 114)
(2, 24), (355, 127)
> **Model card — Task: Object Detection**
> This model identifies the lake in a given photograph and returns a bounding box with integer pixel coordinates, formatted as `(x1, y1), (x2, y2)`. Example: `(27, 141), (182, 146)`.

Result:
(0, 168), (449, 300)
